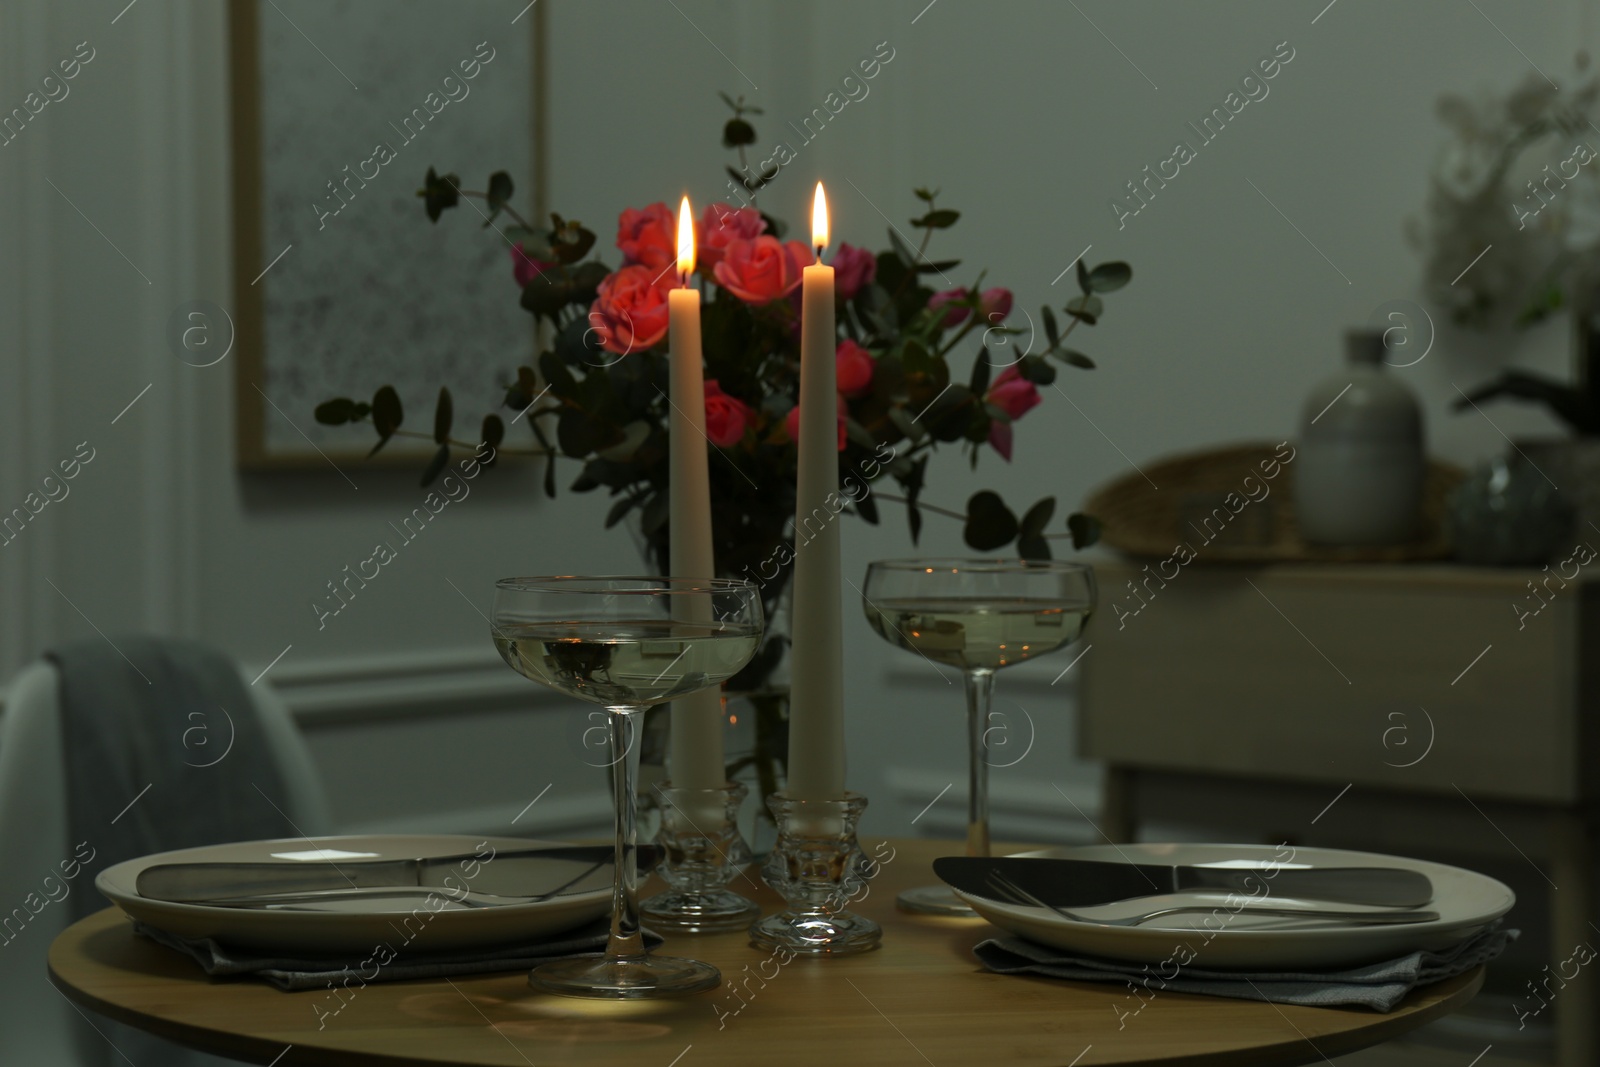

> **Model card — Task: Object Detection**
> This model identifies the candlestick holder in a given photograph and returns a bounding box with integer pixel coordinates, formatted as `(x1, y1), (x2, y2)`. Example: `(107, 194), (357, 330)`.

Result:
(749, 792), (881, 956)
(641, 781), (761, 933)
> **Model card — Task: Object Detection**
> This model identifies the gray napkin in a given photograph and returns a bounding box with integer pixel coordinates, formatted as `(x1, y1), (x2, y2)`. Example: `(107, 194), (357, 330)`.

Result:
(134, 918), (664, 991)
(972, 923), (1514, 1012)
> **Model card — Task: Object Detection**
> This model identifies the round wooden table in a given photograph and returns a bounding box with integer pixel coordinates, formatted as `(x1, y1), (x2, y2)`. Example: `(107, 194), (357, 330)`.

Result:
(49, 838), (1481, 1066)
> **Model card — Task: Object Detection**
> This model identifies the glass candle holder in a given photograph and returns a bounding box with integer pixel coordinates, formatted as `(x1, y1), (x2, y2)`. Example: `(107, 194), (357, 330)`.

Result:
(641, 781), (761, 933)
(749, 792), (882, 956)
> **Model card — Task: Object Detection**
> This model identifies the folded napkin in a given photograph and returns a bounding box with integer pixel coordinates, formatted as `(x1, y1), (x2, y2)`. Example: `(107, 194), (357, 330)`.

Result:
(135, 918), (664, 991)
(972, 923), (1514, 1012)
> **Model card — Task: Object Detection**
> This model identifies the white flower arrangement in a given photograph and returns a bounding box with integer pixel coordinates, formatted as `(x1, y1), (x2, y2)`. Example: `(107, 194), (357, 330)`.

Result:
(1409, 58), (1600, 329)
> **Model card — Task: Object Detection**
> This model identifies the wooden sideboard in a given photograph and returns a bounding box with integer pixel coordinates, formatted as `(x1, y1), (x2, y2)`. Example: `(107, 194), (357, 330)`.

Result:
(1080, 561), (1598, 1066)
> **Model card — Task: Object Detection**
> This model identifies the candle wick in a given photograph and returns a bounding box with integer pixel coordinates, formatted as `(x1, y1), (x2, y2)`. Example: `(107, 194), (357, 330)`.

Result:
(813, 243), (824, 265)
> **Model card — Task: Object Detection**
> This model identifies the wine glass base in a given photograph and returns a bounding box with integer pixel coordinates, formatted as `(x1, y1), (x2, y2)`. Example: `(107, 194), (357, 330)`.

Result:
(641, 889), (761, 933)
(749, 910), (883, 956)
(527, 954), (720, 999)
(896, 884), (981, 918)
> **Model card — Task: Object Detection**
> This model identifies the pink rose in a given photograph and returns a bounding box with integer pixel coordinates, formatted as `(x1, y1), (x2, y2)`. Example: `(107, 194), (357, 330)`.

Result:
(589, 265), (672, 355)
(784, 395), (847, 452)
(616, 202), (675, 270)
(832, 242), (877, 300)
(699, 202), (767, 271)
(985, 365), (1041, 461)
(979, 287), (1013, 324)
(511, 243), (555, 288)
(713, 236), (811, 305)
(703, 380), (755, 447)
(927, 287), (971, 328)
(835, 339), (875, 399)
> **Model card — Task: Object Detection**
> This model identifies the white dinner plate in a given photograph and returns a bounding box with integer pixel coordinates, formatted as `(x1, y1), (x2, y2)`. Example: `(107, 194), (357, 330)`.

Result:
(952, 842), (1514, 970)
(96, 834), (613, 954)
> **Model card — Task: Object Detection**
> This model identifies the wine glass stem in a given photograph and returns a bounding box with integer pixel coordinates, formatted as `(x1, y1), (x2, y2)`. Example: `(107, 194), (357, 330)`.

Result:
(964, 667), (995, 858)
(605, 705), (646, 961)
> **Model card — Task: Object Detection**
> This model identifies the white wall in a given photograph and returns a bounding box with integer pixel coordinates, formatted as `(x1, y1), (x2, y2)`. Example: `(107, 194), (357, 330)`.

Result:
(0, 0), (1588, 843)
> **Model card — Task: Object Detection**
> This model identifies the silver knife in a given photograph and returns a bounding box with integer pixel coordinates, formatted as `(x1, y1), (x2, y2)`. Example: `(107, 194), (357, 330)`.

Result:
(934, 856), (1433, 909)
(136, 844), (645, 905)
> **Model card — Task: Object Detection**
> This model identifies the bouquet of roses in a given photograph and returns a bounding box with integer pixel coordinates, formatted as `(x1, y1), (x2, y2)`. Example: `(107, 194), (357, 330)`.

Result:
(316, 97), (1130, 631)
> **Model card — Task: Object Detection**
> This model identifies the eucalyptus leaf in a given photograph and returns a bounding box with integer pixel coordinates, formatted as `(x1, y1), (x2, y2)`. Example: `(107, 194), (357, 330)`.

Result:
(1088, 261), (1133, 293)
(484, 171), (514, 224)
(912, 209), (960, 229)
(969, 350), (993, 396)
(420, 443), (450, 488)
(855, 487), (879, 525)
(369, 385), (403, 456)
(1017, 533), (1052, 561)
(433, 387), (453, 444)
(315, 398), (356, 425)
(1019, 496), (1057, 539)
(605, 494), (641, 529)
(1065, 294), (1103, 325)
(887, 227), (918, 269)
(418, 167), (460, 222)
(887, 405), (925, 443)
(480, 413), (505, 459)
(1067, 512), (1103, 550)
(964, 490), (1018, 551)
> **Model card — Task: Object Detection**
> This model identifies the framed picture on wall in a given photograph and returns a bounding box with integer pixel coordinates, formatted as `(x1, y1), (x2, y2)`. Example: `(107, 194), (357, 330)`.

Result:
(229, 0), (547, 469)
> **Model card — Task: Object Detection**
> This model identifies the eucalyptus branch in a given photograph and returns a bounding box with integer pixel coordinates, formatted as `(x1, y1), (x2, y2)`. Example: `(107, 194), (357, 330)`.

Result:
(870, 491), (967, 522)
(389, 427), (549, 456)
(452, 189), (535, 233)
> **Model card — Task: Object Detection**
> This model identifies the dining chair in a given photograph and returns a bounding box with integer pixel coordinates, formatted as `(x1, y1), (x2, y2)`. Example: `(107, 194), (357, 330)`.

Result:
(0, 646), (332, 1067)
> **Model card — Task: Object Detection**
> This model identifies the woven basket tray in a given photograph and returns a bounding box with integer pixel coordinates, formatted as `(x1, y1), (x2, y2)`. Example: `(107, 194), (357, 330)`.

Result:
(1082, 441), (1463, 563)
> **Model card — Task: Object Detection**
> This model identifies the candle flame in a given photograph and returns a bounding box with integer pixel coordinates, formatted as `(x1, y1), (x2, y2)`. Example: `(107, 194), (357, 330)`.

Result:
(811, 182), (829, 258)
(677, 195), (695, 280)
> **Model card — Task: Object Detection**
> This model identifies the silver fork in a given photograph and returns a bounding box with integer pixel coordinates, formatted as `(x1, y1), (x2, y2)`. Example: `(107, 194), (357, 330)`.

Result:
(983, 870), (1442, 927)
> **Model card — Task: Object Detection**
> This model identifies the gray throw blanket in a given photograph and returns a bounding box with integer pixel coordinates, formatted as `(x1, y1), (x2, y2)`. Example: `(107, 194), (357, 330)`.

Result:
(972, 923), (1514, 1012)
(47, 636), (302, 1065)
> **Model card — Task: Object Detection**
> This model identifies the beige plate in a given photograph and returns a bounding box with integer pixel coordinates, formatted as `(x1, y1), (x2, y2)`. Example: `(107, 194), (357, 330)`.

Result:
(96, 834), (612, 954)
(952, 842), (1514, 970)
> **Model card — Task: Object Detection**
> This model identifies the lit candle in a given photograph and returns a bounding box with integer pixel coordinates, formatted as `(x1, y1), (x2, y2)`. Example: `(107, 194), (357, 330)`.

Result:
(667, 196), (725, 797)
(785, 183), (846, 802)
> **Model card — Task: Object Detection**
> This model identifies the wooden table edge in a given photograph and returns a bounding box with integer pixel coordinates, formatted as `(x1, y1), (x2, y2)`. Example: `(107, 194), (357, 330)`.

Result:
(47, 905), (1487, 1067)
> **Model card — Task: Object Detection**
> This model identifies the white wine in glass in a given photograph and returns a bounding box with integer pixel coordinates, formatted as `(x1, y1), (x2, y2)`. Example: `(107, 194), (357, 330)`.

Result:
(861, 559), (1096, 917)
(492, 577), (762, 998)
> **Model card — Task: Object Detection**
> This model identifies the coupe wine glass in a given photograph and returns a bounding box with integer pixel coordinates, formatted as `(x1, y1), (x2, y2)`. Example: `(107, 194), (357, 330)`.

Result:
(860, 559), (1095, 916)
(491, 576), (763, 997)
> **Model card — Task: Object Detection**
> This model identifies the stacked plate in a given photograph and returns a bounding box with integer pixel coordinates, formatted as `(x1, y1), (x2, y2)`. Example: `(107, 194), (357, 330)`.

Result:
(96, 834), (619, 954)
(937, 842), (1515, 969)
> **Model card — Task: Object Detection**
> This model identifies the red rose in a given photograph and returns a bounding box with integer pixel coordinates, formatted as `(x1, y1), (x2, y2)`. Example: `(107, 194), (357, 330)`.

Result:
(511, 242), (555, 288)
(698, 202), (767, 271)
(784, 394), (847, 452)
(832, 242), (877, 300)
(589, 265), (672, 355)
(616, 203), (675, 271)
(985, 365), (1041, 461)
(835, 339), (875, 398)
(927, 287), (971, 328)
(713, 236), (811, 305)
(980, 287), (1014, 324)
(703, 380), (755, 447)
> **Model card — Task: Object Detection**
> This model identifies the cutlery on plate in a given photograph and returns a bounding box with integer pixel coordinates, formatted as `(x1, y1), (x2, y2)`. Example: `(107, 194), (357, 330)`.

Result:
(135, 844), (651, 906)
(982, 870), (1442, 927)
(934, 855), (1433, 909)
